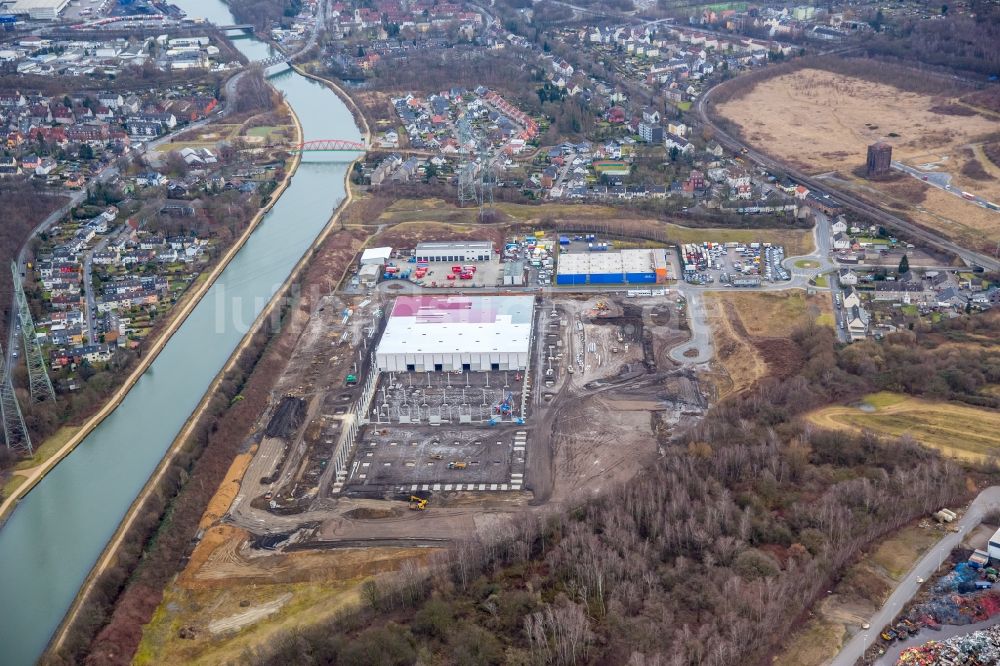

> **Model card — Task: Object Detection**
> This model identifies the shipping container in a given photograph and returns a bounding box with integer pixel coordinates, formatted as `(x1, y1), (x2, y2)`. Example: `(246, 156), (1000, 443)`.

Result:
(559, 236), (570, 244)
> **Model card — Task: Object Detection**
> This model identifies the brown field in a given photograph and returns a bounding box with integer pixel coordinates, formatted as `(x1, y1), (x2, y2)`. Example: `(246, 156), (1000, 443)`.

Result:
(718, 68), (1000, 248)
(370, 198), (815, 257)
(706, 291), (831, 398)
(717, 68), (998, 176)
(806, 392), (1000, 462)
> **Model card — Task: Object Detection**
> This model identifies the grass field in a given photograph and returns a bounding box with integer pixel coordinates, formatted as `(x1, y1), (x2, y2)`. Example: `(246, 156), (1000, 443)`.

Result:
(717, 68), (997, 176)
(14, 426), (81, 471)
(374, 199), (815, 255)
(712, 290), (832, 337)
(716, 67), (1000, 248)
(806, 392), (1000, 462)
(707, 291), (831, 397)
(795, 259), (820, 268)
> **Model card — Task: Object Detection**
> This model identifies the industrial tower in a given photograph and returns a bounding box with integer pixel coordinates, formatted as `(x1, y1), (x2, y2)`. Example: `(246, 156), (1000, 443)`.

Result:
(0, 341), (31, 454)
(11, 262), (56, 403)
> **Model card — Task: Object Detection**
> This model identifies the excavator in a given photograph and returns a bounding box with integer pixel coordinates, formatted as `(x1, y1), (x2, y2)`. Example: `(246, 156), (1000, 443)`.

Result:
(408, 496), (428, 511)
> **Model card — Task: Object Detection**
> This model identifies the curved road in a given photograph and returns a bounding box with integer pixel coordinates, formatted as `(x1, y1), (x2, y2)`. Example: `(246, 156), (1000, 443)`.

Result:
(696, 82), (1000, 272)
(831, 485), (1000, 666)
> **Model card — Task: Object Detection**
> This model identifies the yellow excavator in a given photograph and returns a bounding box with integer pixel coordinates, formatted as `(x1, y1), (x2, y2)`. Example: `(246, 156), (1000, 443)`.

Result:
(408, 496), (428, 511)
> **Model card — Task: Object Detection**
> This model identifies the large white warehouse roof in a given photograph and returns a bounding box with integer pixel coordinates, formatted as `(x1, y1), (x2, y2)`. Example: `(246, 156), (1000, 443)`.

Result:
(377, 295), (533, 357)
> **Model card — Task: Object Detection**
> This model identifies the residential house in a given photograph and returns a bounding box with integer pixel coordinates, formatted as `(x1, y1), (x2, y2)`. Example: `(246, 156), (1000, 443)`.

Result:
(843, 287), (861, 309)
(838, 268), (858, 286)
(845, 305), (870, 341)
(0, 156), (21, 176)
(873, 282), (930, 303)
(664, 132), (693, 155)
(936, 287), (967, 308)
(832, 232), (852, 251)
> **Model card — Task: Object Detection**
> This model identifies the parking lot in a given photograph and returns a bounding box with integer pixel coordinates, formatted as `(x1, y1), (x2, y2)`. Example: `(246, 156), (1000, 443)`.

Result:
(63, 0), (110, 21)
(343, 425), (527, 492)
(399, 256), (504, 289)
(680, 242), (789, 286)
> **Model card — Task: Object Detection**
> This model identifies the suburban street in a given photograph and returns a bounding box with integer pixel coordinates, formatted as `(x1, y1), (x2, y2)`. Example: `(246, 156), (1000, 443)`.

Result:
(831, 485), (1000, 666)
(82, 235), (110, 345)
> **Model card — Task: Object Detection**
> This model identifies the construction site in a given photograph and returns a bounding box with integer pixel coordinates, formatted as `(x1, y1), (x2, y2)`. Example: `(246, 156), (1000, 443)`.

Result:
(135, 219), (716, 662)
(176, 279), (704, 543)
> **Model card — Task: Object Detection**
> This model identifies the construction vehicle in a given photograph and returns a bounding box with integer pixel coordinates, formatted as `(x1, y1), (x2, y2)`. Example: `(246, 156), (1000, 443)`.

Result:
(408, 496), (428, 510)
(345, 374), (358, 386)
(880, 628), (897, 641)
(447, 461), (467, 470)
(429, 453), (444, 460)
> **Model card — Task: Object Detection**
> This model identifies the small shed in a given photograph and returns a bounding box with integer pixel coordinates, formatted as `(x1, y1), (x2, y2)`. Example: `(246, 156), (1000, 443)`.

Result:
(358, 263), (381, 286)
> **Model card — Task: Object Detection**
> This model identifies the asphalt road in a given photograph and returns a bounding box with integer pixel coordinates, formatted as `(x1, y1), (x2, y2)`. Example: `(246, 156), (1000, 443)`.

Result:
(892, 160), (998, 210)
(831, 485), (1000, 666)
(696, 82), (1000, 272)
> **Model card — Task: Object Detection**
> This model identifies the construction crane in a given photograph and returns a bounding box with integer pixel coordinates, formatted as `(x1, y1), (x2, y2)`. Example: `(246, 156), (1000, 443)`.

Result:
(408, 495), (428, 510)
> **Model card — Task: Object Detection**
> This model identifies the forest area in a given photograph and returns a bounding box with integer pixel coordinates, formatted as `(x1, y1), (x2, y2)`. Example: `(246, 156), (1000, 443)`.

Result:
(241, 314), (1000, 666)
(228, 0), (303, 32)
(865, 0), (1000, 77)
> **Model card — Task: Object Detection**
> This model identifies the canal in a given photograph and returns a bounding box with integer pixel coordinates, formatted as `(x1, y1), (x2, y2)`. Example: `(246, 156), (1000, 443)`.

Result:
(0, 5), (361, 664)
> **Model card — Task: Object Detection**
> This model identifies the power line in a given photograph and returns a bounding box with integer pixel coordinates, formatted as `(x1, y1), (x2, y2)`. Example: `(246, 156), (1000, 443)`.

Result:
(11, 262), (56, 403)
(0, 340), (31, 455)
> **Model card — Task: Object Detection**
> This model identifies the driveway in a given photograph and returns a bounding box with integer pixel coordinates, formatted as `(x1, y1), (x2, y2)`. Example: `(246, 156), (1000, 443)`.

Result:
(830, 486), (1000, 666)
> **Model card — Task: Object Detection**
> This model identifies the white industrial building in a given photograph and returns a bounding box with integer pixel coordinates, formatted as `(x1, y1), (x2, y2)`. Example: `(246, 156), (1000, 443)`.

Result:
(359, 246), (392, 267)
(9, 0), (68, 19)
(989, 528), (1000, 562)
(376, 295), (534, 372)
(414, 240), (492, 263)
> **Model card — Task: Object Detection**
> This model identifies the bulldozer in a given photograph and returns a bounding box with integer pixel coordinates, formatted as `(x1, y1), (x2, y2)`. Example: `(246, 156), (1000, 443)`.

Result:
(408, 496), (428, 510)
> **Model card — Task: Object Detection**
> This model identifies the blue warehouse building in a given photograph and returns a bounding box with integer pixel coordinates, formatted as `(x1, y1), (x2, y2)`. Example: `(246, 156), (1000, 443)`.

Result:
(556, 248), (669, 286)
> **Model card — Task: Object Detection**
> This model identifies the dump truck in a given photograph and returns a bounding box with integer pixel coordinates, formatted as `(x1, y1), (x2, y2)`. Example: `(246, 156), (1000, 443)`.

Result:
(447, 461), (467, 470)
(408, 496), (428, 510)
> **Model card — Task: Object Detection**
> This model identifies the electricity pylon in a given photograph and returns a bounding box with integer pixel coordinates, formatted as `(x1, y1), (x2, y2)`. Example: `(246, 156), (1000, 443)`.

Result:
(0, 341), (31, 454)
(11, 262), (55, 403)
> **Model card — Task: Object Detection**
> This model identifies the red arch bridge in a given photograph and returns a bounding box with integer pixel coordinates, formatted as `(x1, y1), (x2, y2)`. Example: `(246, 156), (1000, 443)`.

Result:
(291, 139), (367, 153)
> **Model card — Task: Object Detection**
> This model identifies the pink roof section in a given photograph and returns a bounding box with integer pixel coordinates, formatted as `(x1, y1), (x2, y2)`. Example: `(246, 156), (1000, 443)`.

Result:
(389, 295), (532, 325)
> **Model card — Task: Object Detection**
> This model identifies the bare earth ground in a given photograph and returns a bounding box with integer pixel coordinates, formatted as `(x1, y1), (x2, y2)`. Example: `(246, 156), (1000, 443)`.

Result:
(805, 392), (1000, 462)
(705, 291), (830, 398)
(717, 68), (1000, 248)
